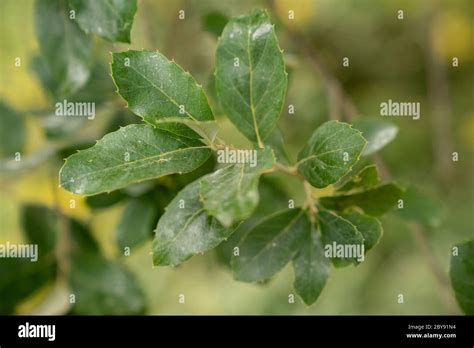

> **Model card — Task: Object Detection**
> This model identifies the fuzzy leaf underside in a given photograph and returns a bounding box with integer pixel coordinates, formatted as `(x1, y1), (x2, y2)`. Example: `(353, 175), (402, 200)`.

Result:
(68, 0), (137, 43)
(352, 119), (398, 156)
(199, 148), (275, 227)
(34, 0), (92, 98)
(152, 179), (235, 267)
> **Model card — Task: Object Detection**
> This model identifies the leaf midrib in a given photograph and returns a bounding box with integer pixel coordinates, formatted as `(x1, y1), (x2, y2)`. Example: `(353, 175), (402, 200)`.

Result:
(246, 23), (262, 147)
(61, 145), (209, 186)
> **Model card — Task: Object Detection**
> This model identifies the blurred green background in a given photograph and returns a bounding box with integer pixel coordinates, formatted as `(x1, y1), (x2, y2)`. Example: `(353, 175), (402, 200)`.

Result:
(0, 0), (473, 314)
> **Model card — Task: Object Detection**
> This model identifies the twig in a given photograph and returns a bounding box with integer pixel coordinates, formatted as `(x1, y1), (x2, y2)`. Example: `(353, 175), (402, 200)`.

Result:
(411, 224), (459, 314)
(50, 167), (71, 279)
(267, 0), (458, 314)
(424, 2), (455, 188)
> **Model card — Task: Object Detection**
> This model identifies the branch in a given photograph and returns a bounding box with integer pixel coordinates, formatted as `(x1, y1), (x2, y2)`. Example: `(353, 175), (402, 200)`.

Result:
(424, 4), (455, 188)
(267, 0), (458, 314)
(410, 224), (459, 314)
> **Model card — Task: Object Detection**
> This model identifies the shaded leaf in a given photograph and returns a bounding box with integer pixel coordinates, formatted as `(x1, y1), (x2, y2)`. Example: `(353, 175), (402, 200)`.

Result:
(293, 228), (330, 306)
(336, 165), (380, 193)
(68, 218), (101, 255)
(20, 204), (58, 255)
(393, 186), (444, 228)
(35, 63), (115, 139)
(200, 148), (275, 227)
(0, 102), (25, 159)
(231, 209), (310, 282)
(34, 0), (92, 98)
(263, 127), (292, 164)
(68, 0), (137, 43)
(215, 9), (287, 146)
(341, 212), (382, 252)
(58, 141), (96, 159)
(318, 210), (364, 267)
(320, 183), (404, 216)
(116, 197), (157, 251)
(0, 258), (56, 314)
(59, 124), (211, 195)
(202, 11), (228, 37)
(152, 179), (234, 266)
(85, 190), (128, 209)
(297, 121), (366, 188)
(20, 203), (100, 256)
(352, 119), (398, 156)
(215, 175), (290, 266)
(69, 254), (146, 314)
(450, 240), (474, 315)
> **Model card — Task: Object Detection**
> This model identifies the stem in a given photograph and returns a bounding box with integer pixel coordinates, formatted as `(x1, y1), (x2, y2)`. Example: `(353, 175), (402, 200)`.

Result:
(303, 181), (317, 222)
(410, 224), (459, 314)
(424, 2), (455, 189)
(273, 163), (316, 220)
(50, 168), (71, 280)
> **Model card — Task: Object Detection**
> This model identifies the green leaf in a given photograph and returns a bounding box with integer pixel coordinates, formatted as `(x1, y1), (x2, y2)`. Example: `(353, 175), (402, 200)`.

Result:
(0, 258), (56, 314)
(85, 191), (128, 209)
(69, 254), (146, 314)
(215, 175), (290, 266)
(341, 212), (382, 252)
(20, 203), (100, 256)
(297, 121), (366, 188)
(215, 8), (287, 146)
(231, 209), (310, 282)
(12, 206), (61, 314)
(152, 179), (234, 267)
(450, 240), (474, 315)
(336, 165), (380, 193)
(59, 124), (211, 195)
(0, 102), (25, 159)
(116, 197), (157, 251)
(111, 51), (214, 130)
(34, 0), (92, 98)
(200, 148), (275, 227)
(263, 127), (292, 164)
(393, 186), (444, 228)
(68, 218), (101, 255)
(320, 183), (404, 216)
(292, 228), (330, 306)
(202, 11), (228, 37)
(68, 0), (137, 43)
(318, 210), (364, 267)
(20, 204), (58, 255)
(352, 119), (398, 156)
